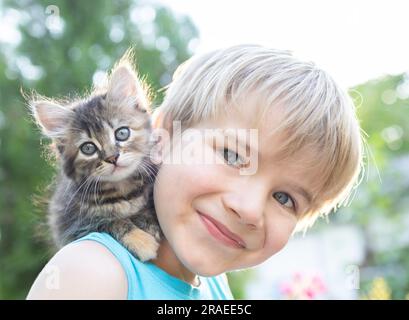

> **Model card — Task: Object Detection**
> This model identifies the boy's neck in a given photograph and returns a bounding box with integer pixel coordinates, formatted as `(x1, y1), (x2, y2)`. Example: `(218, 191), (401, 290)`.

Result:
(152, 239), (200, 287)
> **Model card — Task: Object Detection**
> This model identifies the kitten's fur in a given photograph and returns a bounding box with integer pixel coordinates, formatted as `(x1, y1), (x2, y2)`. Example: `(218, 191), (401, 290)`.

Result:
(30, 54), (162, 261)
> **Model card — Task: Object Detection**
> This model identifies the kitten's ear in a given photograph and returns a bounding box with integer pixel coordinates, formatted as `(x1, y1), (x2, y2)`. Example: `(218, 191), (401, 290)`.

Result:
(106, 62), (149, 111)
(30, 101), (74, 138)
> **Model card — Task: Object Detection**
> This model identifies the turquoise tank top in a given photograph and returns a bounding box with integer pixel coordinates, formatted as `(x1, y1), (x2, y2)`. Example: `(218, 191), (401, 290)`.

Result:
(74, 232), (234, 300)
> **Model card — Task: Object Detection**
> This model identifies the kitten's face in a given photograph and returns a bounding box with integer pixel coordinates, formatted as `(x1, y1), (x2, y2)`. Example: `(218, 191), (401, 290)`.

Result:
(31, 59), (153, 183)
(61, 95), (151, 182)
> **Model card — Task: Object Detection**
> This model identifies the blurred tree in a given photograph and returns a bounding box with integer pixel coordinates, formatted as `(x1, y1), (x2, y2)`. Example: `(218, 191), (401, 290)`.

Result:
(327, 73), (409, 299)
(0, 0), (198, 299)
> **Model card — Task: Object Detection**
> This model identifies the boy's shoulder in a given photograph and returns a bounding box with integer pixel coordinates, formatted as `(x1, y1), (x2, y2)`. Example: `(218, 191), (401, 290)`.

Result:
(27, 240), (127, 299)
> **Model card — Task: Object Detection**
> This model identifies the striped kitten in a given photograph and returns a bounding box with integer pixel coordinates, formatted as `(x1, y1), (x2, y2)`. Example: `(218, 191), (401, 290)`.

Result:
(30, 56), (162, 261)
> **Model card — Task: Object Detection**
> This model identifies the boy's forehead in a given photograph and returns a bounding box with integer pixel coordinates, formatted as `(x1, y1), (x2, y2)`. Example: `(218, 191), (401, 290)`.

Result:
(225, 94), (271, 128)
(199, 97), (276, 131)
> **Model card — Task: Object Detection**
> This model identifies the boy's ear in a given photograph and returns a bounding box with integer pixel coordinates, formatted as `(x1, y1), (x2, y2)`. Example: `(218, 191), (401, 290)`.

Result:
(151, 108), (163, 129)
(106, 63), (148, 111)
(30, 100), (74, 138)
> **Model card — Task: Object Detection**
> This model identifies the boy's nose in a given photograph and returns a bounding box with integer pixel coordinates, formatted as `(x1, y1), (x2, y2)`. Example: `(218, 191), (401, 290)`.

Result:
(222, 189), (265, 229)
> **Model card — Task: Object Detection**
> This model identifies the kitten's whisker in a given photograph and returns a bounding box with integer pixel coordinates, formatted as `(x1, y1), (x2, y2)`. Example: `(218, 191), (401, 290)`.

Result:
(85, 177), (97, 207)
(143, 161), (158, 174)
(78, 177), (94, 217)
(79, 175), (96, 219)
(139, 166), (150, 184)
(92, 177), (98, 206)
(139, 164), (155, 184)
(83, 178), (97, 217)
(139, 162), (155, 180)
(60, 179), (73, 203)
(141, 161), (157, 181)
(64, 176), (91, 216)
(85, 178), (97, 212)
(93, 176), (101, 206)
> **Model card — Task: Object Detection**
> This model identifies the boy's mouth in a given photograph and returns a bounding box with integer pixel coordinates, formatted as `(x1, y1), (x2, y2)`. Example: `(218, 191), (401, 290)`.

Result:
(197, 211), (246, 249)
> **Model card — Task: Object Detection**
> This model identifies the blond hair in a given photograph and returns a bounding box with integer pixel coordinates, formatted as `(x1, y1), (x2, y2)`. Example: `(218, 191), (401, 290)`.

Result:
(154, 44), (364, 232)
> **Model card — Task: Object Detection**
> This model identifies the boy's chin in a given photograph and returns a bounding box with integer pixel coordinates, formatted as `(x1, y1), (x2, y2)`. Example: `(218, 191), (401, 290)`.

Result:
(179, 254), (228, 277)
(187, 265), (223, 277)
(183, 251), (266, 276)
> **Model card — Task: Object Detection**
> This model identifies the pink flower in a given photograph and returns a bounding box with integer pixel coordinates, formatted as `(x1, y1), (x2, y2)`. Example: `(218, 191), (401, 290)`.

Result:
(280, 283), (293, 296)
(311, 275), (326, 293)
(304, 288), (315, 299)
(293, 272), (302, 283)
(278, 272), (327, 300)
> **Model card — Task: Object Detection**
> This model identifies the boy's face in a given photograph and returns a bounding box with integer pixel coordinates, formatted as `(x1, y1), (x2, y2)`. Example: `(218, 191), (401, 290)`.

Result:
(153, 105), (321, 276)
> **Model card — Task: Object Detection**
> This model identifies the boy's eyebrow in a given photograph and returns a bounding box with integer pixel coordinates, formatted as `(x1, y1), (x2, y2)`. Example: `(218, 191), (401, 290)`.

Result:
(287, 182), (313, 205)
(222, 130), (259, 157)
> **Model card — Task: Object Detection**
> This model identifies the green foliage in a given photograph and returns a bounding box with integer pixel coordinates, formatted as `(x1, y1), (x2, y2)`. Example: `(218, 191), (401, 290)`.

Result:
(335, 74), (409, 299)
(0, 0), (197, 299)
(281, 73), (409, 299)
(226, 270), (256, 300)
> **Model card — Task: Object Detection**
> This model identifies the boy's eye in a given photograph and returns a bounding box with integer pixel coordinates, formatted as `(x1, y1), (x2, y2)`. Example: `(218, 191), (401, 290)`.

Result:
(115, 127), (130, 141)
(80, 142), (97, 155)
(273, 192), (296, 211)
(221, 148), (248, 168)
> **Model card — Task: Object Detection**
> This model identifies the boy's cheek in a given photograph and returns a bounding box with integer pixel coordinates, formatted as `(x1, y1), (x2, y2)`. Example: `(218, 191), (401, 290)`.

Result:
(262, 219), (296, 256)
(185, 164), (227, 192)
(163, 158), (229, 195)
(154, 164), (220, 214)
(242, 238), (290, 269)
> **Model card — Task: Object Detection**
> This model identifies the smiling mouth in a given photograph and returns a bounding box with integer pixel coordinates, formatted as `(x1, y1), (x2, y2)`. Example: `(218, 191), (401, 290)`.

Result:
(198, 211), (246, 249)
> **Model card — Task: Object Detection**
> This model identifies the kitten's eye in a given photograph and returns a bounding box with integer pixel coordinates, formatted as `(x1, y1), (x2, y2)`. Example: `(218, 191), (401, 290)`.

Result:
(115, 127), (130, 141)
(221, 148), (248, 168)
(273, 192), (295, 210)
(80, 142), (97, 155)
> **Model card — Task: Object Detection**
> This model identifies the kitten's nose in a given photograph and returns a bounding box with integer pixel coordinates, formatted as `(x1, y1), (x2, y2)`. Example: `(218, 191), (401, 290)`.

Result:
(104, 153), (119, 165)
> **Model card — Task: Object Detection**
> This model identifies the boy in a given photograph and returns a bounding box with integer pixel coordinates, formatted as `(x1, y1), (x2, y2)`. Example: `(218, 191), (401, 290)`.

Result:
(27, 44), (363, 299)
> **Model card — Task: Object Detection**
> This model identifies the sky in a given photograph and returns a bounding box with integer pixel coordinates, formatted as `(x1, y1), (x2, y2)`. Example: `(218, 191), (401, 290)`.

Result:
(1, 0), (408, 88)
(155, 0), (409, 88)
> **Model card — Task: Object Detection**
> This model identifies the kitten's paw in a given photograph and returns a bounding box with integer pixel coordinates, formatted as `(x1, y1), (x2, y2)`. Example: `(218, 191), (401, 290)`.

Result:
(122, 229), (159, 262)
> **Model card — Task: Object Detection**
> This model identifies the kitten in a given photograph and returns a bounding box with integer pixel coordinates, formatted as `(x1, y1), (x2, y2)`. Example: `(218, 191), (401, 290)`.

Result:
(29, 55), (162, 261)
